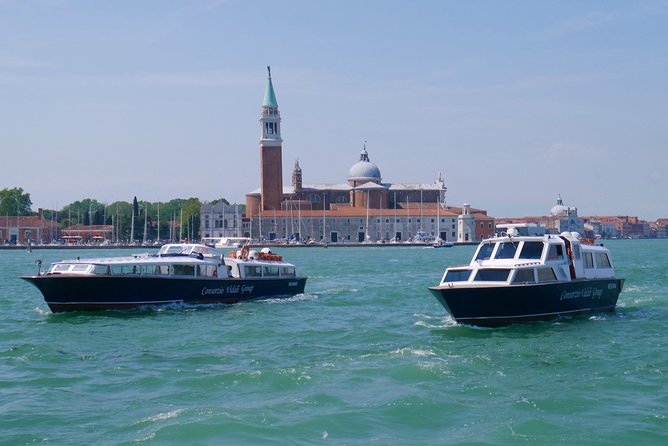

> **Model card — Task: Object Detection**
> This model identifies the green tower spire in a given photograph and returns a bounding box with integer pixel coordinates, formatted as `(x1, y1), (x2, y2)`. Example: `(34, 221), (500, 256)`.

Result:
(263, 66), (278, 108)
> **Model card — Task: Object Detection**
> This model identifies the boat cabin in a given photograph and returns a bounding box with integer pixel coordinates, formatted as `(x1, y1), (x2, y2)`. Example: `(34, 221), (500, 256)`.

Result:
(440, 232), (616, 287)
(43, 244), (298, 280)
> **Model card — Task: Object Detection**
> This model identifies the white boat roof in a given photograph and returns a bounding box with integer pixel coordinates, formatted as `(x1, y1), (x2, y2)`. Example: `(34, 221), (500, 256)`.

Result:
(52, 243), (295, 267)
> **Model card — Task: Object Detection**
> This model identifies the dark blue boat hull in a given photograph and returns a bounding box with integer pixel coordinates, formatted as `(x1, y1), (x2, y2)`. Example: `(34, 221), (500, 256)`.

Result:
(22, 275), (307, 313)
(429, 278), (624, 327)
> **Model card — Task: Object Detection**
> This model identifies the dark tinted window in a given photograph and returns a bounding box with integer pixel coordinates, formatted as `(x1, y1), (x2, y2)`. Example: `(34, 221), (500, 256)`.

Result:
(519, 241), (544, 259)
(512, 268), (535, 283)
(474, 269), (511, 281)
(547, 244), (564, 261)
(444, 269), (472, 282)
(537, 267), (557, 282)
(475, 243), (494, 261)
(595, 252), (612, 268)
(495, 242), (518, 259)
(583, 252), (594, 268)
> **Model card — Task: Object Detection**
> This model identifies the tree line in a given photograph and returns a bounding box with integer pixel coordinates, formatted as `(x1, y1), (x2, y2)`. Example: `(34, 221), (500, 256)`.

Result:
(0, 187), (232, 242)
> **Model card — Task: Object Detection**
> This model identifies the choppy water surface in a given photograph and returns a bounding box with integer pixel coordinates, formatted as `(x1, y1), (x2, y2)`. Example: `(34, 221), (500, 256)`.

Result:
(1, 240), (667, 445)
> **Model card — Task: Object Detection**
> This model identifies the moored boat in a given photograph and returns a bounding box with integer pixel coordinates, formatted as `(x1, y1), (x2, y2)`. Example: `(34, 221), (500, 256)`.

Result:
(428, 231), (624, 326)
(432, 237), (453, 248)
(22, 243), (307, 313)
(200, 236), (252, 249)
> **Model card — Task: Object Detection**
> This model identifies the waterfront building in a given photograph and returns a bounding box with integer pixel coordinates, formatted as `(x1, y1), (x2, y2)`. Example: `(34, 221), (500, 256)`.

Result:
(0, 209), (58, 245)
(243, 68), (493, 243)
(496, 195), (585, 236)
(496, 196), (654, 239)
(581, 215), (651, 239)
(651, 219), (668, 238)
(200, 202), (244, 239)
(61, 224), (113, 245)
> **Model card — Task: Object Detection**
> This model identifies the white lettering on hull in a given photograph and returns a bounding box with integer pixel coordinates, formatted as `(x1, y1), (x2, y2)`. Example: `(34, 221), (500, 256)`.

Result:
(560, 286), (604, 301)
(201, 284), (255, 296)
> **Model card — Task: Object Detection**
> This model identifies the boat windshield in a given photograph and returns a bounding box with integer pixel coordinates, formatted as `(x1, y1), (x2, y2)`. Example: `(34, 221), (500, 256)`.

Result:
(518, 241), (544, 259)
(495, 242), (518, 259)
(159, 245), (191, 255)
(475, 243), (494, 261)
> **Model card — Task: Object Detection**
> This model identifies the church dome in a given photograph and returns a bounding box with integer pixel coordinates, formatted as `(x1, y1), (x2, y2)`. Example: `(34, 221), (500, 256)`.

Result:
(550, 194), (569, 216)
(348, 146), (381, 182)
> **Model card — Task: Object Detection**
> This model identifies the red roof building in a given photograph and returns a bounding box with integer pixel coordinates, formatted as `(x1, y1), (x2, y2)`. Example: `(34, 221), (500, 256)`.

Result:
(0, 209), (59, 244)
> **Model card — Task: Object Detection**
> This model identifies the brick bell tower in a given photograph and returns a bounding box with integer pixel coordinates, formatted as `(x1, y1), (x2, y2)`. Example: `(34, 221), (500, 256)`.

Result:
(259, 66), (284, 212)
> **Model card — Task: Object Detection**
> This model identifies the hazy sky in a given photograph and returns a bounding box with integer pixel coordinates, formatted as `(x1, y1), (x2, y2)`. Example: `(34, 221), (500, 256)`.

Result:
(2, 1), (667, 219)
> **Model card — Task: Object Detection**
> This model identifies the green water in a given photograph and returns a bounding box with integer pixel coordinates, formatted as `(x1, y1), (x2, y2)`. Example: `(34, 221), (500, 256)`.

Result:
(1, 240), (667, 445)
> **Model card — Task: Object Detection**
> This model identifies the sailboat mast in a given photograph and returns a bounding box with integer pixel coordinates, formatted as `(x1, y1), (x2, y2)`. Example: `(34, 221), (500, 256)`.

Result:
(143, 203), (148, 244)
(157, 202), (160, 242)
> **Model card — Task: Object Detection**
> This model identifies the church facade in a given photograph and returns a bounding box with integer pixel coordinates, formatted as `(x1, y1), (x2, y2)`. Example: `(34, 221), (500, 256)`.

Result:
(241, 69), (494, 243)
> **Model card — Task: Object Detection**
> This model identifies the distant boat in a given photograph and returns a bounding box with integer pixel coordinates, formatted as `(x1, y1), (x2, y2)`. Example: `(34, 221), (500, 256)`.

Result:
(200, 237), (252, 249)
(432, 202), (452, 248)
(432, 238), (453, 248)
(429, 231), (624, 326)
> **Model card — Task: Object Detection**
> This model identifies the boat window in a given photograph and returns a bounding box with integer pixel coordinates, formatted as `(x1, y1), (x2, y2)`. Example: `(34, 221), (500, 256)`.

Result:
(197, 265), (218, 277)
(595, 252), (612, 269)
(474, 243), (495, 261)
(156, 265), (170, 275)
(280, 266), (296, 277)
(147, 265), (170, 275)
(512, 268), (535, 284)
(536, 267), (557, 282)
(111, 265), (141, 275)
(53, 264), (73, 273)
(495, 242), (518, 259)
(71, 264), (92, 272)
(141, 265), (156, 275)
(571, 243), (581, 260)
(474, 269), (511, 282)
(93, 265), (111, 275)
(264, 266), (280, 277)
(444, 269), (471, 282)
(583, 252), (594, 269)
(547, 244), (564, 261)
(244, 265), (263, 277)
(160, 245), (188, 255)
(173, 264), (195, 276)
(519, 241), (544, 259)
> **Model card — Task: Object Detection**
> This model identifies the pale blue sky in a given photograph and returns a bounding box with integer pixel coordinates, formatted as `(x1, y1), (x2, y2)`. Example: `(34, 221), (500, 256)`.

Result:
(1, 0), (667, 219)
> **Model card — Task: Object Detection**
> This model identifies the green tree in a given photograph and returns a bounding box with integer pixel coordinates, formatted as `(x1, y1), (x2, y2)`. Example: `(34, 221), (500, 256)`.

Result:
(0, 187), (33, 216)
(61, 199), (105, 227)
(107, 201), (132, 242)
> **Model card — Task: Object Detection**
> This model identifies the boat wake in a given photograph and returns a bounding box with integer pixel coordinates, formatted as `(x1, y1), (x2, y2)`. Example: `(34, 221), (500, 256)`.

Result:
(413, 312), (459, 329)
(262, 293), (316, 304)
